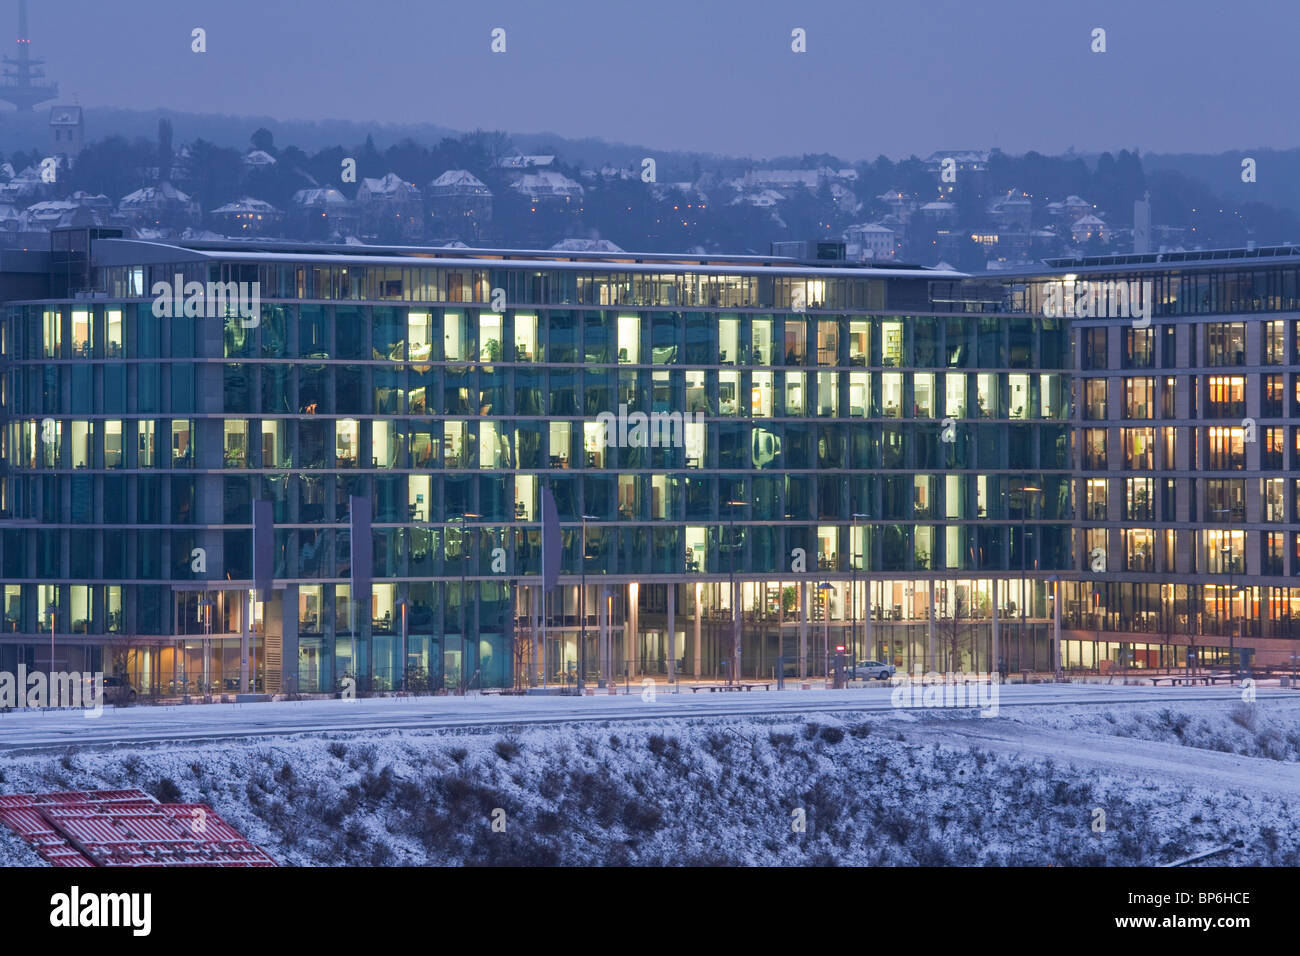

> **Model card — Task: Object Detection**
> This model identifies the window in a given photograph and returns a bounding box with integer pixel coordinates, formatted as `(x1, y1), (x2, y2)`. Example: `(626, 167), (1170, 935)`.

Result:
(1264, 427), (1284, 469)
(1263, 478), (1285, 523)
(881, 373), (903, 418)
(1121, 427), (1154, 470)
(1124, 528), (1155, 571)
(1125, 478), (1154, 521)
(1081, 327), (1107, 370)
(848, 320), (869, 366)
(1008, 374), (1029, 419)
(1124, 377), (1155, 419)
(1205, 529), (1244, 575)
(881, 321), (903, 367)
(1204, 479), (1245, 522)
(1083, 379), (1107, 420)
(1205, 323), (1246, 366)
(1205, 427), (1246, 470)
(1265, 320), (1285, 364)
(1206, 376), (1246, 418)
(945, 373), (966, 418)
(1123, 327), (1154, 369)
(1083, 429), (1107, 470)
(71, 309), (92, 357)
(1161, 377), (1176, 418)
(914, 373), (935, 418)
(1264, 532), (1284, 576)
(1086, 478), (1108, 520)
(1263, 374), (1284, 417)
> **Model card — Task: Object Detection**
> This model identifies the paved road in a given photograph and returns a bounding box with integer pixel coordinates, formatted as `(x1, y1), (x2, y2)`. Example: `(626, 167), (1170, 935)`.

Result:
(903, 715), (1300, 799)
(0, 682), (1288, 755)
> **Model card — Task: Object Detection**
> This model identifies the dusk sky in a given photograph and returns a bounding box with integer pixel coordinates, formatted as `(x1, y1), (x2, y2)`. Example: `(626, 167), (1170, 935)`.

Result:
(11, 0), (1296, 158)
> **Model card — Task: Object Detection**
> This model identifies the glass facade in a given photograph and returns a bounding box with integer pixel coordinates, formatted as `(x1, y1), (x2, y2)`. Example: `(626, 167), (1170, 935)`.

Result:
(7, 237), (1300, 695)
(0, 238), (1075, 692)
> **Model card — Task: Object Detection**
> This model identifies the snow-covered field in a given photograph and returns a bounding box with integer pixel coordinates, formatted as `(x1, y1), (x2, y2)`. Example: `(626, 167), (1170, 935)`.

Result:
(2, 689), (1298, 866)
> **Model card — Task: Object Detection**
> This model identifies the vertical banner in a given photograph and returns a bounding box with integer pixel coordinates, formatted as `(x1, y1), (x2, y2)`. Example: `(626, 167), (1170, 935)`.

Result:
(350, 495), (373, 601)
(541, 485), (560, 591)
(252, 498), (274, 602)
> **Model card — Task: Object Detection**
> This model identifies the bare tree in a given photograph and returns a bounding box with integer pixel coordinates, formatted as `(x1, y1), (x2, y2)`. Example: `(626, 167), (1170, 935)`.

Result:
(935, 590), (974, 674)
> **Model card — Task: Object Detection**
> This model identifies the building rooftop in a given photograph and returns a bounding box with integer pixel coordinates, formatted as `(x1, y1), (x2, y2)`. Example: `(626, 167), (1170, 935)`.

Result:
(89, 236), (966, 278)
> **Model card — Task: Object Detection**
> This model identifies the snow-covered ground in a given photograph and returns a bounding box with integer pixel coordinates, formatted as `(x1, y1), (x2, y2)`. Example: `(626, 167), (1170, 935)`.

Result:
(0, 681), (1290, 753)
(1, 686), (1297, 866)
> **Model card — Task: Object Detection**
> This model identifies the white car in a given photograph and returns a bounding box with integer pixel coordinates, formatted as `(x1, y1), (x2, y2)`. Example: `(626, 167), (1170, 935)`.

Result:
(849, 660), (896, 681)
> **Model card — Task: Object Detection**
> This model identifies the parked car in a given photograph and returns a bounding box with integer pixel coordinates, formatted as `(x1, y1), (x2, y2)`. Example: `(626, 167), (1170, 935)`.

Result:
(101, 676), (137, 702)
(847, 660), (896, 681)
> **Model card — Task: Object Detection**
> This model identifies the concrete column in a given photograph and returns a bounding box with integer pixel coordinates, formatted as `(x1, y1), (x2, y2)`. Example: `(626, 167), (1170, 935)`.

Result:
(598, 585), (608, 685)
(991, 578), (1001, 678)
(1052, 578), (1062, 674)
(693, 582), (702, 677)
(240, 589), (250, 693)
(282, 584), (299, 693)
(626, 583), (638, 679)
(531, 585), (541, 687)
(667, 584), (676, 685)
(799, 583), (809, 679)
(865, 579), (874, 661)
(927, 579), (936, 672)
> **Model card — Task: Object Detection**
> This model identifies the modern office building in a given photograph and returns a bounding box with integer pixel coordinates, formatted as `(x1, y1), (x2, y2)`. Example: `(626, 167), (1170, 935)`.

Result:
(0, 230), (1081, 694)
(1006, 247), (1300, 673)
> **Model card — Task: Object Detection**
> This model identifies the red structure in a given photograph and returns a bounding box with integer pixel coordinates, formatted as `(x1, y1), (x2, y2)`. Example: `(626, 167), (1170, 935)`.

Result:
(0, 790), (275, 867)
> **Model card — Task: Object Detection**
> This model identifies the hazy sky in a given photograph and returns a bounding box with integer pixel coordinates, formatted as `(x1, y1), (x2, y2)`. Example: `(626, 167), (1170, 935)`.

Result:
(9, 0), (1295, 158)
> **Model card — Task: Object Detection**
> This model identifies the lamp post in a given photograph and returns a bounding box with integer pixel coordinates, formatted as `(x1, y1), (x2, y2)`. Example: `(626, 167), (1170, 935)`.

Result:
(725, 499), (746, 684)
(852, 513), (867, 663)
(579, 514), (599, 695)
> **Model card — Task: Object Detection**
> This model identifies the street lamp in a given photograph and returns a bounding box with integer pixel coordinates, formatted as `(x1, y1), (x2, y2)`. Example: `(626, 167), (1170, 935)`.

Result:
(579, 514), (599, 695)
(725, 499), (746, 684)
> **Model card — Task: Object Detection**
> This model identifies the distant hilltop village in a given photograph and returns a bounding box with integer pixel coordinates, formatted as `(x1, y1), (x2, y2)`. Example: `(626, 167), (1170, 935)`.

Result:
(0, 2), (1254, 264)
(0, 131), (1200, 269)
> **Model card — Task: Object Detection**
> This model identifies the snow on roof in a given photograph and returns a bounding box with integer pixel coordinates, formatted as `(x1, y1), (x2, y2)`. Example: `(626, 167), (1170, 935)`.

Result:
(292, 187), (353, 207)
(846, 222), (894, 235)
(494, 154), (555, 169)
(211, 197), (281, 215)
(550, 238), (624, 253)
(120, 182), (194, 205)
(510, 171), (584, 200)
(428, 169), (491, 192)
(359, 172), (419, 198)
(244, 149), (277, 166)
